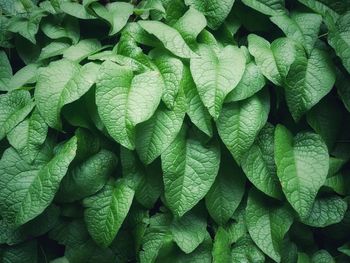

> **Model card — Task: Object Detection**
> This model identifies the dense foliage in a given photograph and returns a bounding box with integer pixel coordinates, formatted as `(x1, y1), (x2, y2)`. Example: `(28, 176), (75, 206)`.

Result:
(1, 0), (350, 262)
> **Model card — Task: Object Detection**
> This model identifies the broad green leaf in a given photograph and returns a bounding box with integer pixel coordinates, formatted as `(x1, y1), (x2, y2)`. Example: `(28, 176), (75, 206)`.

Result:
(39, 41), (76, 67)
(328, 12), (350, 74)
(173, 7), (207, 46)
(35, 59), (100, 129)
(285, 48), (336, 121)
(56, 150), (117, 203)
(190, 44), (246, 119)
(0, 90), (34, 141)
(60, 2), (96, 19)
(41, 16), (80, 44)
(241, 123), (283, 199)
(87, 2), (133, 35)
(135, 90), (186, 164)
(134, 0), (166, 19)
(182, 65), (213, 137)
(8, 63), (39, 89)
(217, 90), (270, 165)
(7, 108), (48, 162)
(170, 207), (207, 254)
(161, 128), (220, 216)
(270, 12), (322, 55)
(306, 97), (343, 150)
(138, 20), (194, 58)
(0, 50), (12, 90)
(0, 136), (77, 226)
(225, 61), (266, 102)
(150, 49), (184, 109)
(205, 154), (245, 225)
(248, 34), (302, 86)
(274, 125), (329, 217)
(63, 39), (102, 62)
(300, 196), (347, 227)
(96, 61), (163, 150)
(338, 243), (350, 257)
(212, 227), (231, 263)
(297, 0), (339, 24)
(241, 0), (287, 16)
(184, 0), (235, 29)
(336, 70), (350, 113)
(311, 250), (335, 263)
(1, 240), (38, 263)
(83, 179), (135, 247)
(246, 189), (293, 262)
(231, 235), (265, 263)
(324, 173), (346, 195)
(8, 8), (46, 44)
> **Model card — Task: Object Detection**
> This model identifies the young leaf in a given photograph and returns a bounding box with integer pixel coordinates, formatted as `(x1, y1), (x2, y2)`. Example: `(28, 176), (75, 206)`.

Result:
(274, 125), (329, 217)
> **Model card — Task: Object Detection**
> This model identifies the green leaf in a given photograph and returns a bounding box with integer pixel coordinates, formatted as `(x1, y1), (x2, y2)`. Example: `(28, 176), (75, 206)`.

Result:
(190, 44), (246, 119)
(306, 97), (343, 150)
(241, 0), (287, 16)
(274, 125), (329, 217)
(336, 70), (350, 113)
(150, 49), (184, 109)
(138, 20), (194, 58)
(248, 34), (302, 86)
(96, 61), (163, 150)
(297, 0), (340, 24)
(182, 65), (213, 137)
(231, 235), (265, 263)
(184, 0), (235, 29)
(1, 240), (38, 263)
(8, 63), (38, 90)
(63, 39), (102, 62)
(38, 41), (70, 61)
(41, 16), (80, 44)
(0, 90), (34, 141)
(0, 50), (12, 91)
(311, 250), (335, 263)
(170, 207), (207, 254)
(205, 154), (246, 225)
(225, 60), (266, 102)
(328, 12), (350, 74)
(241, 123), (283, 199)
(162, 127), (220, 216)
(271, 12), (322, 55)
(60, 2), (96, 19)
(173, 6), (207, 46)
(300, 196), (347, 227)
(83, 179), (135, 247)
(88, 2), (133, 35)
(246, 189), (294, 262)
(35, 59), (100, 129)
(135, 89), (186, 164)
(285, 48), (336, 121)
(0, 136), (77, 226)
(217, 90), (270, 165)
(7, 108), (48, 162)
(56, 149), (118, 203)
(212, 227), (231, 263)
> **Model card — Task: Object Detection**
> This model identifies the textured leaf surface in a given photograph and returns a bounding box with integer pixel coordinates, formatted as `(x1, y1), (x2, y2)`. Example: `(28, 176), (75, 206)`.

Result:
(0, 137), (77, 226)
(246, 189), (293, 262)
(274, 125), (329, 217)
(190, 44), (246, 119)
(83, 180), (134, 247)
(162, 128), (220, 216)
(217, 90), (270, 164)
(184, 0), (235, 29)
(241, 0), (287, 16)
(241, 123), (283, 199)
